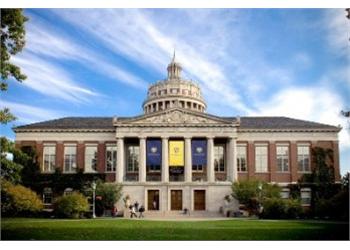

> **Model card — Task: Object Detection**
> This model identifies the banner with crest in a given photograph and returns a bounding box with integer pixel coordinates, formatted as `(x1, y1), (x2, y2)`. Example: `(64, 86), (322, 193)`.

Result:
(146, 139), (162, 166)
(191, 139), (207, 165)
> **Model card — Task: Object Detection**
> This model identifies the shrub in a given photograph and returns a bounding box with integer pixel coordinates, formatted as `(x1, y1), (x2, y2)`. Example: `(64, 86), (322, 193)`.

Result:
(284, 199), (303, 219)
(261, 198), (285, 219)
(54, 192), (89, 218)
(261, 198), (303, 219)
(1, 179), (43, 216)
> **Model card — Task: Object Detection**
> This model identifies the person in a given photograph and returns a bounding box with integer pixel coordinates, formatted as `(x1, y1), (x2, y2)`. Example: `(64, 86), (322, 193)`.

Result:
(139, 205), (145, 218)
(130, 205), (137, 218)
(153, 199), (157, 210)
(134, 201), (139, 211)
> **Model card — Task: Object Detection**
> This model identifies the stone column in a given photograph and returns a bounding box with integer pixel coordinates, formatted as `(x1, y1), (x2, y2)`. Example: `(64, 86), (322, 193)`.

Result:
(139, 137), (146, 183)
(227, 137), (238, 182)
(207, 136), (215, 183)
(185, 137), (192, 182)
(161, 137), (169, 182)
(116, 137), (124, 183)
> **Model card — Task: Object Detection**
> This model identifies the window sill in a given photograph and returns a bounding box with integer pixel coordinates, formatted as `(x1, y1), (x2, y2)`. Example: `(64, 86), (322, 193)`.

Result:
(298, 171), (312, 174)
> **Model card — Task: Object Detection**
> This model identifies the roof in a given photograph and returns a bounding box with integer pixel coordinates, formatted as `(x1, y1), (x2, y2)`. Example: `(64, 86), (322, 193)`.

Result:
(13, 115), (340, 132)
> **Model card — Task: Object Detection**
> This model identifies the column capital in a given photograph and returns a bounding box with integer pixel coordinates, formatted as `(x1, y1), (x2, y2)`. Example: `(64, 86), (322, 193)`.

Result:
(206, 136), (215, 140)
(184, 136), (192, 140)
(139, 136), (147, 140)
(161, 136), (169, 140)
(116, 136), (124, 140)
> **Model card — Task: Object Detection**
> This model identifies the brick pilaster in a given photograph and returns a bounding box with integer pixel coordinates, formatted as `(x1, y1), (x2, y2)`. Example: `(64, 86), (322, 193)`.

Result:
(97, 142), (106, 173)
(290, 142), (298, 182)
(269, 142), (276, 182)
(247, 142), (255, 179)
(56, 142), (64, 171)
(77, 143), (85, 171)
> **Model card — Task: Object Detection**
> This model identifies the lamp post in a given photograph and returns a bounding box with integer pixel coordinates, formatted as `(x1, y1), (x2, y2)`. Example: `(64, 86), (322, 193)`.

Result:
(258, 182), (263, 214)
(92, 181), (96, 219)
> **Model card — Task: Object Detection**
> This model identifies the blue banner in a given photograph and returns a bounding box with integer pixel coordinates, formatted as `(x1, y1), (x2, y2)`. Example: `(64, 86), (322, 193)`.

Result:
(191, 140), (207, 165)
(146, 139), (162, 166)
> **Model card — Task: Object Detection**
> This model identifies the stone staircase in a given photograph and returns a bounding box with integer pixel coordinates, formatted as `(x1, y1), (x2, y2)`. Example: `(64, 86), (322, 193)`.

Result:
(141, 210), (223, 219)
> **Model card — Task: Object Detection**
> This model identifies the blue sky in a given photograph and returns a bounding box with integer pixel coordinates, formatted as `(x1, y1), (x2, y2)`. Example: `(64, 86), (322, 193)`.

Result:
(1, 9), (349, 174)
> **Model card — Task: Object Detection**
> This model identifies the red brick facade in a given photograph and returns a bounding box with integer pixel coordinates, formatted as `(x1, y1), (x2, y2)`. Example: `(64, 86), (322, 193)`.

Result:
(15, 139), (341, 183)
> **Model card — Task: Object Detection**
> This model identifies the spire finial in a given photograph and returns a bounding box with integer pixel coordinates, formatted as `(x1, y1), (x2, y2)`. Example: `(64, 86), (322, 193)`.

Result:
(172, 49), (176, 62)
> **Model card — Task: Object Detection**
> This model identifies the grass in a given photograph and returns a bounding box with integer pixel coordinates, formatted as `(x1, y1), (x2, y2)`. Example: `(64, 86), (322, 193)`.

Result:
(1, 218), (349, 240)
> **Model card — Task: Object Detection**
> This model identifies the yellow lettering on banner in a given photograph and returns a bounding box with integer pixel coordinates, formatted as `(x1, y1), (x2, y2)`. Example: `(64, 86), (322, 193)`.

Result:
(169, 141), (184, 166)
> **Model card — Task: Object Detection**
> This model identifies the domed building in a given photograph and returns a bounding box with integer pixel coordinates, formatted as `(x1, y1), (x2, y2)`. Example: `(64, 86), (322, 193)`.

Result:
(14, 54), (341, 216)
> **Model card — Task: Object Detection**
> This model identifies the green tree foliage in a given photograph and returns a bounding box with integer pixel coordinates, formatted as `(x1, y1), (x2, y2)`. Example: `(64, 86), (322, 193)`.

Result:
(0, 9), (28, 124)
(1, 179), (43, 216)
(95, 182), (123, 210)
(261, 198), (303, 219)
(53, 192), (89, 218)
(231, 179), (281, 215)
(0, 137), (32, 184)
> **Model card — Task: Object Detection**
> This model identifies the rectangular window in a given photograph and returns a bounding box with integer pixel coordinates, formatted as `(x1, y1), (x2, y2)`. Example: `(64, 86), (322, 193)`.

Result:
(298, 145), (310, 172)
(277, 145), (289, 172)
(64, 145), (77, 173)
(214, 145), (225, 172)
(85, 145), (97, 173)
(280, 188), (290, 199)
(43, 145), (56, 173)
(255, 145), (268, 173)
(106, 145), (117, 172)
(237, 144), (247, 172)
(192, 164), (203, 172)
(301, 188), (311, 206)
(126, 145), (139, 172)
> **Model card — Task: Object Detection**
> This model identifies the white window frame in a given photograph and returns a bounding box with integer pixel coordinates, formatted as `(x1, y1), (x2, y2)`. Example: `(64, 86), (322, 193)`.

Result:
(214, 144), (225, 173)
(42, 187), (53, 208)
(301, 188), (312, 206)
(298, 144), (311, 173)
(237, 144), (247, 172)
(105, 144), (117, 172)
(64, 145), (77, 173)
(126, 144), (139, 173)
(255, 144), (268, 173)
(43, 144), (56, 173)
(277, 145), (289, 172)
(85, 145), (98, 173)
(280, 188), (290, 199)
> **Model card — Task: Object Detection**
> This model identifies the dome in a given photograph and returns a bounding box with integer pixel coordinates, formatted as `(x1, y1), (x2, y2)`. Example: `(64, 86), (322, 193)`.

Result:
(143, 53), (207, 114)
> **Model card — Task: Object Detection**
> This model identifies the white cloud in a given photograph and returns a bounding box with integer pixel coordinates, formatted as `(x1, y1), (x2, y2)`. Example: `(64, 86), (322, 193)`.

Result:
(0, 100), (65, 124)
(324, 9), (350, 58)
(11, 53), (99, 104)
(249, 87), (350, 150)
(24, 17), (147, 89)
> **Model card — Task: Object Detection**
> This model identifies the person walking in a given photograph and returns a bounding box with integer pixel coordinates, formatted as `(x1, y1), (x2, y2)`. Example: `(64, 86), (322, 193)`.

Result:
(139, 205), (145, 218)
(130, 205), (137, 218)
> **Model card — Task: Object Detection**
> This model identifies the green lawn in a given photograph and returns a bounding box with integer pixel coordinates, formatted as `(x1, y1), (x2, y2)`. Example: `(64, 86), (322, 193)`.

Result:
(1, 218), (349, 240)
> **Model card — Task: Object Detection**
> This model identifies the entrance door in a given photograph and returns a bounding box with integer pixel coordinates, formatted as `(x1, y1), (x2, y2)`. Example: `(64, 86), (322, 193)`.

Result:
(171, 190), (183, 210)
(147, 190), (159, 210)
(194, 190), (205, 210)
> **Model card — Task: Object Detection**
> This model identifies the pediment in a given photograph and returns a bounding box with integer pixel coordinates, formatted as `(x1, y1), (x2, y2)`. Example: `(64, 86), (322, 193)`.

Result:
(116, 108), (235, 126)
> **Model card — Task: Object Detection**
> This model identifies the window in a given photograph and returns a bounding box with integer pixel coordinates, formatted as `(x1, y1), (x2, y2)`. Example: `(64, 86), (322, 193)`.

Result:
(85, 145), (97, 173)
(280, 188), (290, 199)
(255, 145), (268, 172)
(64, 188), (73, 196)
(64, 145), (77, 173)
(301, 188), (311, 206)
(192, 164), (203, 172)
(148, 164), (160, 172)
(214, 145), (225, 172)
(170, 88), (178, 94)
(126, 145), (139, 172)
(43, 145), (56, 173)
(237, 145), (247, 172)
(277, 145), (289, 172)
(43, 187), (53, 209)
(298, 145), (310, 172)
(106, 145), (117, 172)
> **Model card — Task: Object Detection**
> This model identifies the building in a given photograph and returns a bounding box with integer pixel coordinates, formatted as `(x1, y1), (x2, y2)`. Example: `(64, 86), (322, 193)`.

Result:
(13, 54), (341, 215)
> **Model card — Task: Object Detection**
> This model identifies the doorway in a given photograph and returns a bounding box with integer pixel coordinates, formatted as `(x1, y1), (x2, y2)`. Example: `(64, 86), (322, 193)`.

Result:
(147, 190), (159, 210)
(170, 190), (183, 210)
(194, 190), (206, 210)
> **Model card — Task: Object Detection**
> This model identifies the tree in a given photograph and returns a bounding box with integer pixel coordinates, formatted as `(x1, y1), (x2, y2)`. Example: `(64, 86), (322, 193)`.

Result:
(0, 9), (28, 124)
(95, 182), (123, 210)
(0, 136), (30, 183)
